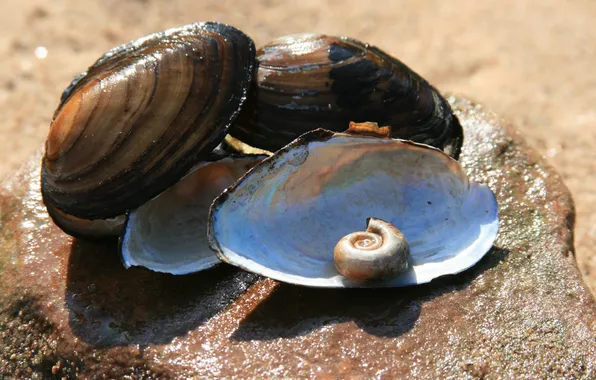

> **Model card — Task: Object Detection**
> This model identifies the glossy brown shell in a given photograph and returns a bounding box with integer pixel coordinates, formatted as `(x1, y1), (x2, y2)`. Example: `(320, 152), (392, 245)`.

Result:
(41, 22), (256, 219)
(230, 33), (463, 158)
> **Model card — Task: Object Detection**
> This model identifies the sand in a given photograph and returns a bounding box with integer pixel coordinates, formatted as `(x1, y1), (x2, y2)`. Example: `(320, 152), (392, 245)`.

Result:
(1, 0), (594, 293)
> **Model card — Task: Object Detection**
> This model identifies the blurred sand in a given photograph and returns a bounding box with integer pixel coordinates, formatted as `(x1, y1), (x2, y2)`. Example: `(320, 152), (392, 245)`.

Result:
(1, 0), (595, 293)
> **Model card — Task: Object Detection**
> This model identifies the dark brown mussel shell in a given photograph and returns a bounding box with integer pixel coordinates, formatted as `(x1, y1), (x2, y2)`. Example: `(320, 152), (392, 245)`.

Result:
(41, 22), (256, 220)
(230, 33), (463, 159)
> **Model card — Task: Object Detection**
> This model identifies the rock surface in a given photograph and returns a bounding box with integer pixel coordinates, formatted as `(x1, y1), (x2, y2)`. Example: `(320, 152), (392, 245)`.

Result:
(1, 98), (595, 378)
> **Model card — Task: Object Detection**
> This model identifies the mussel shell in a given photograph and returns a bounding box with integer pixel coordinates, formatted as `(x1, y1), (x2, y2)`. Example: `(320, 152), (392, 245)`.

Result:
(120, 152), (268, 275)
(208, 128), (498, 288)
(230, 33), (463, 158)
(41, 22), (256, 219)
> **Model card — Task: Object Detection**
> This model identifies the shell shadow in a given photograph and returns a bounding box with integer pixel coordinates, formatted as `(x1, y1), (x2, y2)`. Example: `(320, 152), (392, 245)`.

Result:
(231, 246), (510, 341)
(65, 238), (259, 348)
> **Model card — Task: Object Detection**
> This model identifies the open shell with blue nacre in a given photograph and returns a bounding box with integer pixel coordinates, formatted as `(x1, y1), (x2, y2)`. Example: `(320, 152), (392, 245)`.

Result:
(208, 123), (499, 287)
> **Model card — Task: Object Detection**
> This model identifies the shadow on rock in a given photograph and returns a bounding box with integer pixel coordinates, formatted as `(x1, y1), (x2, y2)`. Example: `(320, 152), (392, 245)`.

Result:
(232, 246), (510, 341)
(65, 238), (259, 348)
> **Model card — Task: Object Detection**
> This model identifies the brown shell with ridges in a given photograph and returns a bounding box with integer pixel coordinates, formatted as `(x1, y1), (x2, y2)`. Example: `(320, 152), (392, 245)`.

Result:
(41, 22), (256, 219)
(229, 33), (463, 159)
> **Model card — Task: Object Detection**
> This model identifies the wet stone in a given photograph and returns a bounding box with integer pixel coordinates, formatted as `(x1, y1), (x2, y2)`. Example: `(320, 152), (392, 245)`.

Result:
(0, 97), (595, 378)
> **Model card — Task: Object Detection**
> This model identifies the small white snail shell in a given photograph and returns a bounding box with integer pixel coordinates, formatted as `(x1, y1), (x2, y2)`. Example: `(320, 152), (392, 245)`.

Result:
(333, 217), (410, 283)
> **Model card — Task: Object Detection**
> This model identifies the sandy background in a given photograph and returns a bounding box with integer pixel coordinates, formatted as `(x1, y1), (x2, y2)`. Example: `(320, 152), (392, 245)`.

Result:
(0, 0), (594, 293)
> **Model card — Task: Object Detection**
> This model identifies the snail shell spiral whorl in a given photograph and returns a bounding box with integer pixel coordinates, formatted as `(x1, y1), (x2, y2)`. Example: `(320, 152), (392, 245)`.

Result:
(41, 22), (256, 219)
(334, 218), (410, 283)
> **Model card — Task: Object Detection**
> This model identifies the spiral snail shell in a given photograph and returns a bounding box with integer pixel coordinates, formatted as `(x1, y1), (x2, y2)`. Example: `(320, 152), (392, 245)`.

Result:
(333, 218), (410, 283)
(230, 33), (463, 159)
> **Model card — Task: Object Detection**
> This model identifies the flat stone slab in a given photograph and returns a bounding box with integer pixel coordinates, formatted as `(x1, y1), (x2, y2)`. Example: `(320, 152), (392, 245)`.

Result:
(1, 97), (595, 378)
